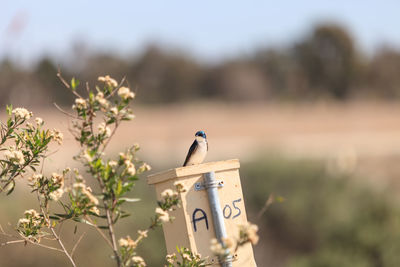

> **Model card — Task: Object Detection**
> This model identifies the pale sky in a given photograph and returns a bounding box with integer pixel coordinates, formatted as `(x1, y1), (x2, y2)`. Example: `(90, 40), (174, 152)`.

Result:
(2, 0), (400, 64)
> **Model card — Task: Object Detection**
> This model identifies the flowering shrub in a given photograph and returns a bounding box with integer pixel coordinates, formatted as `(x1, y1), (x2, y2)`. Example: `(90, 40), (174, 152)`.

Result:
(0, 105), (62, 195)
(0, 74), (259, 267)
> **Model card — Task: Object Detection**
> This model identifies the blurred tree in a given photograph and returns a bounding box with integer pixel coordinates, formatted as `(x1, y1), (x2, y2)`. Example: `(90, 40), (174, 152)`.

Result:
(34, 57), (74, 106)
(130, 45), (203, 103)
(201, 61), (270, 101)
(294, 23), (358, 99)
(0, 59), (15, 106)
(367, 47), (400, 98)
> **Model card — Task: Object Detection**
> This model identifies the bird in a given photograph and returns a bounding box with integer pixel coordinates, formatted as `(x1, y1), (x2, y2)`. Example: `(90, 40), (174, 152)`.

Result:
(183, 130), (208, 166)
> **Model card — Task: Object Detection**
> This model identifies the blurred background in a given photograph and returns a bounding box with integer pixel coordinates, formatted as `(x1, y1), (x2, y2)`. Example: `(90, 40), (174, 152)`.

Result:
(2, 1), (400, 266)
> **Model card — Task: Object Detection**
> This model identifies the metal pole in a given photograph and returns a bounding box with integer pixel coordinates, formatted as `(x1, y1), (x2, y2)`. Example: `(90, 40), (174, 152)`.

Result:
(204, 171), (233, 267)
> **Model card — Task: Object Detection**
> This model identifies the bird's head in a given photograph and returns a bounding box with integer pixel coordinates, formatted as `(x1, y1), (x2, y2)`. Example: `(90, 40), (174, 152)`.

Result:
(195, 130), (207, 140)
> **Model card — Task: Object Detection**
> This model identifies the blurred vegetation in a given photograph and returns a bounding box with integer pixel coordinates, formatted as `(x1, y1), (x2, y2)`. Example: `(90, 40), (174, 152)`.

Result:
(242, 156), (400, 267)
(2, 22), (400, 107)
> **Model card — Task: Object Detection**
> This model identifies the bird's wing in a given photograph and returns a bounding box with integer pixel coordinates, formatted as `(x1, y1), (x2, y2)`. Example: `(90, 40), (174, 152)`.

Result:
(183, 140), (198, 166)
(206, 140), (208, 151)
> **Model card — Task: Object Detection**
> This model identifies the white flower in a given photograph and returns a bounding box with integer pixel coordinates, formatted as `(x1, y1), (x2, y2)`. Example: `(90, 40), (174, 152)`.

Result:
(239, 222), (259, 245)
(51, 172), (64, 185)
(35, 117), (43, 126)
(49, 188), (64, 201)
(138, 230), (148, 238)
(138, 163), (151, 173)
(50, 129), (63, 145)
(222, 237), (235, 249)
(24, 209), (39, 217)
(28, 174), (43, 183)
(161, 189), (176, 198)
(210, 238), (225, 256)
(118, 238), (129, 247)
(98, 122), (111, 137)
(4, 148), (25, 165)
(95, 92), (109, 107)
(124, 160), (136, 176)
(166, 253), (176, 264)
(182, 253), (191, 261)
(118, 86), (135, 100)
(98, 75), (118, 87)
(124, 113), (135, 120)
(17, 218), (30, 227)
(110, 107), (118, 115)
(155, 207), (170, 223)
(83, 151), (92, 162)
(73, 182), (86, 190)
(73, 182), (99, 205)
(131, 256), (146, 266)
(118, 236), (137, 249)
(74, 98), (87, 109)
(12, 108), (32, 120)
(89, 206), (100, 215)
(108, 160), (118, 168)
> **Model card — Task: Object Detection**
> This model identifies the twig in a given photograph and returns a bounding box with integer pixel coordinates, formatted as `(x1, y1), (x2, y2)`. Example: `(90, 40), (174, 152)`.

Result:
(57, 69), (82, 99)
(71, 232), (86, 257)
(257, 193), (278, 219)
(85, 216), (113, 248)
(100, 121), (119, 154)
(86, 82), (91, 95)
(105, 208), (121, 267)
(0, 224), (12, 237)
(0, 239), (25, 246)
(1, 237), (65, 252)
(106, 76), (126, 99)
(53, 103), (81, 120)
(37, 193), (77, 267)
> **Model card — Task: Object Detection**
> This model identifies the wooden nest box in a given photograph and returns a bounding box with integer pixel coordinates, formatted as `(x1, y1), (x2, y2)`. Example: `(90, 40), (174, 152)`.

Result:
(147, 159), (257, 266)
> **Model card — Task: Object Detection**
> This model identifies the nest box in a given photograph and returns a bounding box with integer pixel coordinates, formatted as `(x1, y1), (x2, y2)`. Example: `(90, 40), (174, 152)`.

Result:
(147, 159), (257, 266)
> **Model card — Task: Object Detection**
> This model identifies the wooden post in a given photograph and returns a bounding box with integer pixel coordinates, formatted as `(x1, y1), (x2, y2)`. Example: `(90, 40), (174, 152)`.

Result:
(147, 159), (257, 266)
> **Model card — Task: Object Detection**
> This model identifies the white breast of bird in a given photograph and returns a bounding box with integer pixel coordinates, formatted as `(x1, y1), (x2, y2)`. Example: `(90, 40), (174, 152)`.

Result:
(186, 139), (207, 165)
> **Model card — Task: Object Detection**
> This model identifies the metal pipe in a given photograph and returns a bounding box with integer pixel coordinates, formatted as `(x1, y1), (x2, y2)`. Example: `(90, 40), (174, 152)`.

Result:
(204, 171), (233, 267)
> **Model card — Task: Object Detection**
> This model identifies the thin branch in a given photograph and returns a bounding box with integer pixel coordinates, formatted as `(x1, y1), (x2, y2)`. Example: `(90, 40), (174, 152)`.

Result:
(85, 216), (113, 248)
(71, 232), (86, 257)
(0, 224), (12, 237)
(57, 69), (70, 89)
(31, 239), (66, 252)
(57, 69), (82, 98)
(53, 103), (81, 120)
(257, 193), (276, 219)
(1, 237), (65, 252)
(37, 193), (77, 267)
(86, 82), (90, 95)
(105, 76), (126, 99)
(0, 239), (25, 246)
(100, 121), (119, 154)
(105, 208), (121, 267)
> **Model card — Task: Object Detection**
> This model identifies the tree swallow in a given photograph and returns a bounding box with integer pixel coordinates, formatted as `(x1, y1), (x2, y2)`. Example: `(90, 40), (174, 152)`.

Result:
(183, 130), (208, 166)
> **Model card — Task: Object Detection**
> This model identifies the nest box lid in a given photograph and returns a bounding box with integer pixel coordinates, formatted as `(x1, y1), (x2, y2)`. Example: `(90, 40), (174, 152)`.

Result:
(147, 159), (240, 185)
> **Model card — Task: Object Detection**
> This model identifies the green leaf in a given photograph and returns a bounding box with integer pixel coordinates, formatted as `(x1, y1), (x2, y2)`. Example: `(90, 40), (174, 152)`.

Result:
(5, 180), (15, 195)
(71, 77), (80, 91)
(6, 105), (12, 116)
(120, 213), (131, 219)
(49, 215), (61, 220)
(54, 213), (73, 219)
(116, 180), (122, 196)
